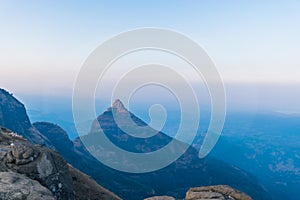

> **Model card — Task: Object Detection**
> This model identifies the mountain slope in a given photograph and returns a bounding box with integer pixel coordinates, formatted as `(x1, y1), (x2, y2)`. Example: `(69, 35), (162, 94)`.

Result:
(80, 99), (270, 200)
(33, 121), (155, 198)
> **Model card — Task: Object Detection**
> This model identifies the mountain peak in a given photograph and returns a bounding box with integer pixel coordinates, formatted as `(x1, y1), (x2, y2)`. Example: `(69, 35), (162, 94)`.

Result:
(109, 99), (128, 113)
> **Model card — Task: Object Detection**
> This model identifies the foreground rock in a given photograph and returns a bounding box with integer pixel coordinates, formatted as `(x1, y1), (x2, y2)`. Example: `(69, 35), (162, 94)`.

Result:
(0, 126), (74, 199)
(0, 171), (55, 200)
(144, 185), (252, 200)
(0, 126), (120, 200)
(185, 185), (252, 200)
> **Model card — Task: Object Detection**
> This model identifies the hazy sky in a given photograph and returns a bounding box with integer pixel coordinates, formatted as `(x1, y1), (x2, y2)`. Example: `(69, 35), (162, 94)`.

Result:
(1, 0), (300, 112)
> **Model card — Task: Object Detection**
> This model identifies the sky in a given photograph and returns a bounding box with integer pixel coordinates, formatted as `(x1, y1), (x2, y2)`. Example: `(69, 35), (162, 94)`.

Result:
(0, 0), (300, 113)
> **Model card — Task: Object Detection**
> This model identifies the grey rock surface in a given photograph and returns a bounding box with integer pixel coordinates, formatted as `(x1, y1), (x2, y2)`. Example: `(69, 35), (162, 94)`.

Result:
(185, 185), (252, 200)
(0, 171), (55, 200)
(145, 185), (253, 200)
(0, 126), (121, 200)
(144, 196), (175, 200)
(0, 126), (74, 199)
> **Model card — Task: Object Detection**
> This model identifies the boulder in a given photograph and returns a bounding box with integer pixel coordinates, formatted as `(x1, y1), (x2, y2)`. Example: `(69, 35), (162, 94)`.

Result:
(0, 125), (121, 200)
(185, 185), (252, 200)
(144, 196), (175, 200)
(0, 126), (74, 199)
(0, 171), (55, 200)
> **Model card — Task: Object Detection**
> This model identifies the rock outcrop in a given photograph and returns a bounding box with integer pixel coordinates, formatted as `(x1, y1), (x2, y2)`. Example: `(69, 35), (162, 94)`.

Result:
(0, 126), (120, 200)
(144, 196), (175, 200)
(0, 171), (55, 200)
(0, 126), (74, 199)
(185, 185), (252, 200)
(145, 185), (252, 200)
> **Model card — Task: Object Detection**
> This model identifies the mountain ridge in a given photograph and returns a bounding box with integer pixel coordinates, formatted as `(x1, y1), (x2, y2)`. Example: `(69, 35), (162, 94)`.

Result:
(0, 88), (270, 200)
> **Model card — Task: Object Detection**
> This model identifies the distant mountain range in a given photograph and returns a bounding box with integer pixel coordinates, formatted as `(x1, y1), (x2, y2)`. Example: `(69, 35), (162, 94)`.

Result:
(0, 88), (270, 200)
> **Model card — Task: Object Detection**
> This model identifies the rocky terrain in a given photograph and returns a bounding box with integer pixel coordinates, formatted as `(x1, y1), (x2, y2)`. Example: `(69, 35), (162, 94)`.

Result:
(0, 171), (55, 200)
(0, 126), (120, 200)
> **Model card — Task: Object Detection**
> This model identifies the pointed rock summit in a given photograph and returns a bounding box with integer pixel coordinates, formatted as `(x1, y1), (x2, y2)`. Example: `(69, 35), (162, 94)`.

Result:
(109, 99), (128, 113)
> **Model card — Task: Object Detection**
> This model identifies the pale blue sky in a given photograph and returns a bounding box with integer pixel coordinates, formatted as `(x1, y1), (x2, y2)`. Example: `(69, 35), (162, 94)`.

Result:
(0, 0), (300, 112)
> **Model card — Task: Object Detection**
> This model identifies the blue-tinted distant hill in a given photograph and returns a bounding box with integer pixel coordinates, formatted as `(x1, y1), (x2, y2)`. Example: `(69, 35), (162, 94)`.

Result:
(193, 112), (300, 200)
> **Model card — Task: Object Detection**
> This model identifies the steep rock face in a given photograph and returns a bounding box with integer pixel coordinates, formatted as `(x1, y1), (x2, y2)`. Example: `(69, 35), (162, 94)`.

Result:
(81, 100), (270, 200)
(0, 171), (55, 200)
(0, 89), (51, 146)
(0, 126), (121, 200)
(0, 89), (31, 135)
